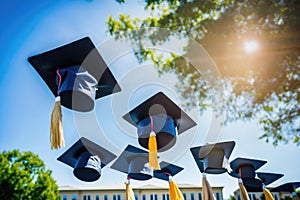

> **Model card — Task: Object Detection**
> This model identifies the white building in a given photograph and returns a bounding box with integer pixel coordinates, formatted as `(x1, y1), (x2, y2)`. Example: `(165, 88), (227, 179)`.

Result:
(59, 184), (224, 200)
(233, 188), (292, 200)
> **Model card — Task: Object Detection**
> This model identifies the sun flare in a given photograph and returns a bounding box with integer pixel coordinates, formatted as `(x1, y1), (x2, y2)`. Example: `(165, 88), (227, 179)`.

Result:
(244, 40), (258, 53)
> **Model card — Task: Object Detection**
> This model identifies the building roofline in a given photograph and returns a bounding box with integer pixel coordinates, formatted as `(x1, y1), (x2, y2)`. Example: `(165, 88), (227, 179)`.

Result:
(59, 184), (224, 192)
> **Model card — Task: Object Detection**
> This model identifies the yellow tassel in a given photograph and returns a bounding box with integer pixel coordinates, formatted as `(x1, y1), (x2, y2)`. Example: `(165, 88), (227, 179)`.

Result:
(263, 189), (274, 200)
(169, 179), (184, 200)
(238, 179), (250, 200)
(125, 180), (135, 200)
(293, 196), (299, 200)
(202, 173), (215, 200)
(148, 132), (160, 170)
(50, 97), (65, 149)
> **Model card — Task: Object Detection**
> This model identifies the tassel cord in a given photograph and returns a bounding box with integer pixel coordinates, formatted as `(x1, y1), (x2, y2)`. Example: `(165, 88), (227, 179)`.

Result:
(50, 69), (65, 149)
(148, 116), (160, 170)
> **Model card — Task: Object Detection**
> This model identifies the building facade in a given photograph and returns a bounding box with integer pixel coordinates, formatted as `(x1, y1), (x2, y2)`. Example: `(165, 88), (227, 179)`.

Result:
(59, 185), (224, 200)
(233, 189), (291, 200)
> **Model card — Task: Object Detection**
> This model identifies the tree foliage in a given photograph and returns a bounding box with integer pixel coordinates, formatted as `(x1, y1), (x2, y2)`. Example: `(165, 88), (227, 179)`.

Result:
(108, 0), (300, 146)
(0, 150), (61, 200)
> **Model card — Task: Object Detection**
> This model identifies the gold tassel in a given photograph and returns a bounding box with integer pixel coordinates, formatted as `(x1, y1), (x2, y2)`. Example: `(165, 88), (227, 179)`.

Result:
(238, 178), (250, 200)
(125, 178), (136, 200)
(263, 188), (274, 200)
(169, 176), (184, 200)
(202, 173), (215, 200)
(50, 96), (65, 149)
(148, 131), (160, 170)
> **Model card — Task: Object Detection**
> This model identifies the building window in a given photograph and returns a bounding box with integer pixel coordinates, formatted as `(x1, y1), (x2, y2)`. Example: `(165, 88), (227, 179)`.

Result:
(216, 192), (220, 200)
(62, 195), (67, 200)
(118, 194), (121, 200)
(274, 194), (278, 200)
(150, 194), (158, 200)
(83, 195), (91, 200)
(248, 194), (252, 200)
(237, 194), (241, 200)
(183, 193), (186, 199)
(150, 194), (154, 200)
(135, 194), (139, 200)
(163, 194), (170, 200)
(142, 194), (146, 200)
(71, 195), (77, 200)
(191, 193), (195, 200)
(104, 194), (108, 200)
(95, 195), (100, 200)
(198, 193), (202, 200)
(113, 194), (117, 200)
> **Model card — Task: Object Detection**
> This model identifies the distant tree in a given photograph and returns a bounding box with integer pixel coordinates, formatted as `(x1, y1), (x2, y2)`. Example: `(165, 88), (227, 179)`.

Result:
(107, 0), (300, 146)
(0, 150), (61, 200)
(229, 194), (236, 200)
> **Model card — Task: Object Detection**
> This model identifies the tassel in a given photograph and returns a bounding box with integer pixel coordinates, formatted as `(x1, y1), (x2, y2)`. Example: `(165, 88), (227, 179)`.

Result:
(148, 131), (160, 170)
(202, 173), (216, 200)
(50, 96), (65, 149)
(148, 116), (160, 170)
(263, 188), (274, 200)
(238, 178), (250, 200)
(125, 177), (136, 200)
(169, 176), (184, 200)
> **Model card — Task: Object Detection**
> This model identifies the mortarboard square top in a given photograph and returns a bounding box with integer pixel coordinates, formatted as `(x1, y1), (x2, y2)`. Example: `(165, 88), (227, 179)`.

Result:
(190, 141), (235, 174)
(154, 161), (184, 181)
(123, 92), (196, 134)
(28, 37), (121, 112)
(110, 144), (153, 181)
(257, 172), (284, 185)
(229, 157), (267, 178)
(242, 172), (284, 192)
(271, 182), (300, 192)
(123, 92), (197, 151)
(57, 137), (117, 182)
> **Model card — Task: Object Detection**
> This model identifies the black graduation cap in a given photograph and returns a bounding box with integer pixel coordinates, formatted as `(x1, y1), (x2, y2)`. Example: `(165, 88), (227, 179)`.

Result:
(57, 137), (117, 182)
(110, 144), (154, 181)
(258, 172), (284, 185)
(241, 172), (284, 192)
(228, 157), (267, 190)
(28, 37), (121, 149)
(190, 141), (235, 174)
(153, 161), (184, 181)
(123, 92), (197, 152)
(229, 157), (267, 178)
(271, 182), (300, 193)
(28, 37), (121, 112)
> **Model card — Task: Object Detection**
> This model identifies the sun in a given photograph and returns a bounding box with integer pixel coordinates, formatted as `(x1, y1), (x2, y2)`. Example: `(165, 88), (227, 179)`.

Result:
(244, 40), (258, 53)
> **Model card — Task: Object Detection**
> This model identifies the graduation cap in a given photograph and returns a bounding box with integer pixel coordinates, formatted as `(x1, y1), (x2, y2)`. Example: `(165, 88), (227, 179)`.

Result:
(190, 141), (235, 174)
(258, 172), (284, 186)
(271, 182), (300, 193)
(57, 137), (117, 182)
(228, 157), (267, 190)
(28, 37), (121, 149)
(154, 161), (185, 199)
(123, 92), (197, 169)
(241, 172), (284, 192)
(110, 144), (154, 181)
(229, 157), (267, 178)
(153, 161), (184, 181)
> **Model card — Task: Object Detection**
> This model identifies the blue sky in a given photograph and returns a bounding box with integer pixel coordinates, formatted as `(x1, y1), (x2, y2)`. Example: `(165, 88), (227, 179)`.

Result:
(0, 1), (299, 198)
